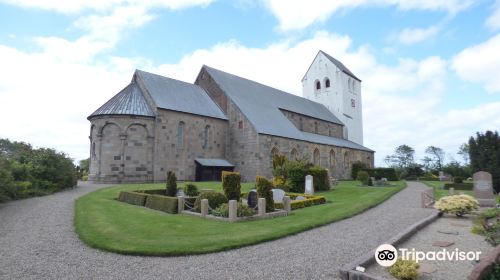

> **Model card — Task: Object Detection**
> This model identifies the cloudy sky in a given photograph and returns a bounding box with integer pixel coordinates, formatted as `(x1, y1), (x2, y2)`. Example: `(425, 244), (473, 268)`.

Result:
(0, 0), (499, 166)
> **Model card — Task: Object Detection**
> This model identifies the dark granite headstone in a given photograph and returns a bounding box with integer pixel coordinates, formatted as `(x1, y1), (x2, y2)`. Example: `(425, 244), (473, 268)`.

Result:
(247, 190), (258, 208)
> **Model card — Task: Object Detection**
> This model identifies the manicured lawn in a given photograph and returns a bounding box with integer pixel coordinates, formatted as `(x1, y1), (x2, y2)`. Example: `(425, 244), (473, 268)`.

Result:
(75, 180), (406, 256)
(421, 181), (474, 200)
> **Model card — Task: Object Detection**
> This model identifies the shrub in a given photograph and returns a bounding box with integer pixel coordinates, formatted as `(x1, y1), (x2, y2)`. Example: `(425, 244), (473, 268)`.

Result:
(274, 194), (326, 210)
(145, 194), (178, 214)
(363, 168), (398, 181)
(118, 191), (149, 206)
(256, 176), (274, 212)
(356, 170), (370, 185)
(222, 171), (241, 201)
(308, 166), (330, 191)
(214, 202), (254, 217)
(434, 194), (479, 217)
(484, 263), (500, 280)
(184, 183), (199, 197)
(166, 171), (177, 197)
(453, 176), (464, 184)
(472, 208), (500, 246)
(194, 192), (228, 212)
(351, 161), (367, 180)
(443, 183), (473, 190)
(368, 177), (373, 186)
(272, 176), (288, 191)
(286, 161), (308, 193)
(388, 258), (419, 280)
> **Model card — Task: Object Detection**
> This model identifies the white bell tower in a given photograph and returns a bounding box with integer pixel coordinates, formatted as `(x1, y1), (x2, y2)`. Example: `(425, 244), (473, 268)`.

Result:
(302, 50), (364, 145)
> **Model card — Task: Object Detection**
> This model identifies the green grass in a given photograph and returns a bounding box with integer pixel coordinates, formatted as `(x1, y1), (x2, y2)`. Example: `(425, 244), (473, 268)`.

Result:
(75, 180), (406, 256)
(421, 181), (474, 200)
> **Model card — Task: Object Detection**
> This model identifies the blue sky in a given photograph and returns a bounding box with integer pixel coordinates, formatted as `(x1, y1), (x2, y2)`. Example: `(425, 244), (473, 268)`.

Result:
(0, 0), (499, 166)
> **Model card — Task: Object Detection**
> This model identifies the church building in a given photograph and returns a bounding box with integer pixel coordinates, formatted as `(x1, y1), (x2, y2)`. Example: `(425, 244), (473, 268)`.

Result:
(87, 51), (374, 183)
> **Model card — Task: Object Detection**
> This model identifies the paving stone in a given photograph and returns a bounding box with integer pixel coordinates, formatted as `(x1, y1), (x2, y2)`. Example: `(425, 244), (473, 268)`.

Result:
(432, 241), (455, 247)
(437, 230), (459, 235)
(418, 262), (437, 274)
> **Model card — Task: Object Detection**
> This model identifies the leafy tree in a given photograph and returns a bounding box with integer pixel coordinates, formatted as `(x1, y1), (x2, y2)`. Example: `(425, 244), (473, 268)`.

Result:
(385, 145), (415, 169)
(423, 146), (445, 171)
(442, 161), (471, 178)
(469, 131), (500, 192)
(458, 143), (470, 165)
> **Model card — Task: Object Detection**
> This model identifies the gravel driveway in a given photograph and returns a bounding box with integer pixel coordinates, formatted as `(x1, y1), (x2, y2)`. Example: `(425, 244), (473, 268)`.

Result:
(0, 182), (436, 280)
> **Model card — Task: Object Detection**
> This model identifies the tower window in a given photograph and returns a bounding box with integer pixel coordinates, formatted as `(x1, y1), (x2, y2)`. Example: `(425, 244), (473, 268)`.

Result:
(325, 78), (330, 88)
(351, 99), (356, 107)
(315, 80), (321, 90)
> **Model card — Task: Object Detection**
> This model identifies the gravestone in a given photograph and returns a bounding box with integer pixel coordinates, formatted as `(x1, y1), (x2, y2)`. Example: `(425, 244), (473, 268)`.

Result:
(473, 171), (496, 207)
(176, 189), (185, 197)
(295, 196), (305, 201)
(247, 190), (258, 209)
(272, 189), (286, 203)
(305, 175), (314, 195)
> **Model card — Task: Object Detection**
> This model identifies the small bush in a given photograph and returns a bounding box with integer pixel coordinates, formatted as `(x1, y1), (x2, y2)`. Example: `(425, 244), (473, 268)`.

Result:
(222, 171), (241, 201)
(356, 170), (370, 185)
(388, 258), (419, 280)
(194, 192), (228, 212)
(214, 202), (254, 217)
(443, 183), (473, 190)
(256, 176), (274, 212)
(286, 162), (308, 193)
(434, 194), (479, 217)
(363, 168), (398, 181)
(308, 166), (330, 191)
(368, 177), (373, 186)
(274, 194), (326, 210)
(145, 194), (178, 214)
(351, 161), (367, 180)
(484, 263), (500, 280)
(166, 171), (177, 197)
(184, 183), (199, 197)
(118, 191), (149, 206)
(453, 176), (464, 183)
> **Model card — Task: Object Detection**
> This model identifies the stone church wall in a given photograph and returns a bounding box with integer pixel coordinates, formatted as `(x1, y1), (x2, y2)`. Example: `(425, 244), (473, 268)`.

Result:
(280, 109), (343, 138)
(88, 115), (155, 183)
(153, 109), (228, 182)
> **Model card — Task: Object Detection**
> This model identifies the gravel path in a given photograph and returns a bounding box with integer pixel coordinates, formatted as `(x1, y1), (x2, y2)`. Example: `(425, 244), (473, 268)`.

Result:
(0, 182), (435, 280)
(366, 214), (494, 279)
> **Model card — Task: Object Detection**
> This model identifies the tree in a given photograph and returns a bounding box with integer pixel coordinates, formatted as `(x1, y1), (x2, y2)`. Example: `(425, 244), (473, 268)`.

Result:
(469, 131), (500, 193)
(386, 145), (415, 169)
(457, 143), (470, 165)
(424, 146), (445, 171)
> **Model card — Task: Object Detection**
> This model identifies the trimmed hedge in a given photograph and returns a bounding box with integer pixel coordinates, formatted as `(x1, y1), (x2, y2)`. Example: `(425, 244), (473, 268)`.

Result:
(118, 191), (149, 206)
(444, 183), (473, 190)
(308, 166), (330, 191)
(184, 183), (199, 197)
(287, 165), (307, 193)
(138, 189), (166, 195)
(166, 171), (177, 197)
(256, 176), (274, 212)
(145, 194), (178, 214)
(363, 168), (398, 181)
(194, 191), (228, 212)
(222, 171), (241, 201)
(356, 170), (370, 185)
(274, 193), (326, 210)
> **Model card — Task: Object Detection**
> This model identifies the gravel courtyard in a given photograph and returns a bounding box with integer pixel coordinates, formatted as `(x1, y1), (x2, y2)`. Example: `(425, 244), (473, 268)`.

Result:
(0, 182), (435, 280)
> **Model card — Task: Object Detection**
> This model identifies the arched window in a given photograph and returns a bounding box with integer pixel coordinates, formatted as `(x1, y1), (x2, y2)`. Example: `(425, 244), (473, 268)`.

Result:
(315, 80), (321, 90)
(329, 150), (335, 170)
(202, 125), (210, 149)
(177, 122), (184, 148)
(325, 78), (330, 88)
(290, 148), (298, 161)
(313, 148), (320, 166)
(343, 151), (350, 170)
(271, 147), (279, 167)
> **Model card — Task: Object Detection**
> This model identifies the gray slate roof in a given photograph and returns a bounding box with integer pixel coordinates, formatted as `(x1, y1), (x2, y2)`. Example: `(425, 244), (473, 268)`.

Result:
(195, 158), (234, 167)
(203, 66), (373, 152)
(135, 70), (227, 120)
(88, 82), (155, 119)
(320, 50), (361, 81)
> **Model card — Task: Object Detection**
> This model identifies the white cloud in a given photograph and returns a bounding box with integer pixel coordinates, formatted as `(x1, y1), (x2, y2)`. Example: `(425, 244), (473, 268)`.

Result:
(261, 0), (473, 31)
(451, 33), (500, 93)
(396, 26), (440, 44)
(0, 0), (213, 14)
(486, 0), (500, 30)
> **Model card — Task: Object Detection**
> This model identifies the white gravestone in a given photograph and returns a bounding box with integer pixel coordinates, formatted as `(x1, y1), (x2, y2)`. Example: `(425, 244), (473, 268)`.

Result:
(473, 171), (495, 207)
(272, 189), (286, 203)
(305, 175), (314, 195)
